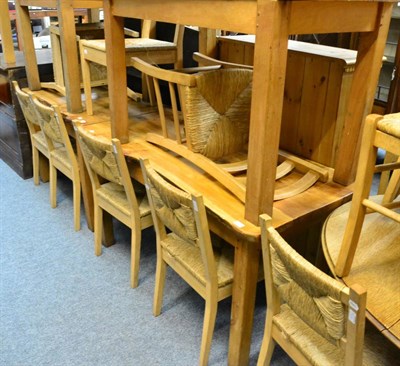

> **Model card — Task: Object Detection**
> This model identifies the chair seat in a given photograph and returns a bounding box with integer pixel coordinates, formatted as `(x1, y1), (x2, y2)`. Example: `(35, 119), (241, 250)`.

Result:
(81, 38), (176, 53)
(274, 304), (400, 366)
(50, 146), (72, 172)
(97, 182), (151, 218)
(162, 233), (234, 288)
(377, 112), (400, 138)
(31, 131), (48, 156)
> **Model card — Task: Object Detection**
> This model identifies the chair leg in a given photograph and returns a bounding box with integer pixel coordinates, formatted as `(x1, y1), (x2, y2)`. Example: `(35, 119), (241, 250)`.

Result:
(153, 254), (167, 316)
(257, 312), (276, 366)
(199, 297), (218, 366)
(73, 178), (81, 232)
(130, 226), (142, 288)
(335, 117), (378, 277)
(80, 43), (94, 116)
(50, 164), (57, 208)
(94, 204), (103, 256)
(32, 146), (40, 185)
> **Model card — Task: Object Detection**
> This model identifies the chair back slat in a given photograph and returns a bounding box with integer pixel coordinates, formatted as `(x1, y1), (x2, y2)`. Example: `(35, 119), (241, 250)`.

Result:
(169, 82), (182, 144)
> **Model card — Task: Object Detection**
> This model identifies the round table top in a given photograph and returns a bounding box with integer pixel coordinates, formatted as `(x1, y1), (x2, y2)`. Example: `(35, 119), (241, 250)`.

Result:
(322, 196), (400, 348)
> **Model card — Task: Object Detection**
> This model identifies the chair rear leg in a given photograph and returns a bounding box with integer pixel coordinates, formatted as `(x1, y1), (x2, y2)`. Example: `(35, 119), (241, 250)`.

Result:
(257, 313), (276, 366)
(153, 255), (167, 316)
(130, 227), (142, 288)
(199, 298), (218, 366)
(73, 178), (81, 231)
(50, 164), (57, 208)
(32, 146), (40, 185)
(94, 204), (103, 256)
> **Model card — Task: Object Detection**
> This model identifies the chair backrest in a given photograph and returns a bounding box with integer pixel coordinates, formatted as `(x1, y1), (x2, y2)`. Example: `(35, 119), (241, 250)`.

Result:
(182, 68), (252, 160)
(140, 159), (217, 283)
(131, 57), (252, 160)
(73, 124), (139, 211)
(260, 214), (367, 366)
(31, 97), (77, 167)
(12, 81), (41, 135)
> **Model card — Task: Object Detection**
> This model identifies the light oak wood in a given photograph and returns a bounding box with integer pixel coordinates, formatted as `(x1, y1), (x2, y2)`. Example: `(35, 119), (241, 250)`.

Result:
(322, 197), (400, 348)
(335, 114), (400, 277)
(258, 214), (370, 366)
(14, 0), (102, 112)
(12, 81), (49, 185)
(74, 125), (153, 288)
(0, 1), (16, 64)
(141, 158), (234, 366)
(219, 36), (357, 172)
(32, 96), (81, 231)
(80, 21), (184, 116)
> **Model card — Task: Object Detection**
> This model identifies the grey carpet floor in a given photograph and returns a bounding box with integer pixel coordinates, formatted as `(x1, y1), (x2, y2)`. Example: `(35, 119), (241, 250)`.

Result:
(0, 159), (294, 366)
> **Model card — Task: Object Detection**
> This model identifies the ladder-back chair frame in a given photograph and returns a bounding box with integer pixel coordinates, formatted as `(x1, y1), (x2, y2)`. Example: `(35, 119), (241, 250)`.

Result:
(140, 158), (233, 366)
(31, 97), (81, 231)
(258, 214), (367, 366)
(80, 20), (185, 115)
(12, 81), (49, 185)
(132, 56), (330, 204)
(335, 113), (400, 277)
(74, 124), (153, 287)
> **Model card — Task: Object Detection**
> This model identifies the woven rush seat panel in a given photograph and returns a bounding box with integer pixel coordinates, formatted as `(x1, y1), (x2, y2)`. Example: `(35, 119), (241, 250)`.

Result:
(97, 182), (150, 218)
(274, 304), (344, 366)
(31, 131), (48, 152)
(184, 68), (252, 160)
(273, 304), (400, 366)
(377, 112), (400, 138)
(162, 233), (234, 288)
(269, 232), (346, 344)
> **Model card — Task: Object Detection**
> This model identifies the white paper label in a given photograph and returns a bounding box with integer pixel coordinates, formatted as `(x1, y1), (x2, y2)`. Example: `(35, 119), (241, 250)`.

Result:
(349, 299), (359, 311)
(348, 309), (357, 324)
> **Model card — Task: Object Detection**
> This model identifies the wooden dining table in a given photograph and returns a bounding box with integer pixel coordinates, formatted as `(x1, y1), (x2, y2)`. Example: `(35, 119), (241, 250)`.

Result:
(60, 91), (352, 366)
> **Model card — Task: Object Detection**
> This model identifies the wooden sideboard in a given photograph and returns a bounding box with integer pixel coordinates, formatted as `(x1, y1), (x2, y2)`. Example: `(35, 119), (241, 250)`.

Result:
(218, 35), (357, 169)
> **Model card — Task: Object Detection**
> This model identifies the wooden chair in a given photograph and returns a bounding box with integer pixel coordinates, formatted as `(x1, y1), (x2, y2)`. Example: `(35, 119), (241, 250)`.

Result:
(12, 81), (49, 186)
(132, 56), (329, 204)
(140, 158), (234, 366)
(334, 113), (400, 277)
(73, 125), (153, 288)
(258, 214), (400, 366)
(79, 20), (185, 115)
(31, 97), (81, 231)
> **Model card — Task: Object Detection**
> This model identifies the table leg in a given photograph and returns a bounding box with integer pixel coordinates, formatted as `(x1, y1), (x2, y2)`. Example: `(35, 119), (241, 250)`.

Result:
(76, 141), (94, 231)
(228, 238), (260, 366)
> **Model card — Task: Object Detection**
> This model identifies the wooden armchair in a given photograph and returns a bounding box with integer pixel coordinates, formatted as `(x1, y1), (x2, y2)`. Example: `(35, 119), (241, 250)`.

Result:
(258, 214), (399, 366)
(73, 125), (153, 288)
(132, 56), (329, 204)
(140, 158), (234, 366)
(12, 81), (49, 186)
(31, 97), (81, 232)
(80, 20), (185, 115)
(333, 113), (400, 277)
